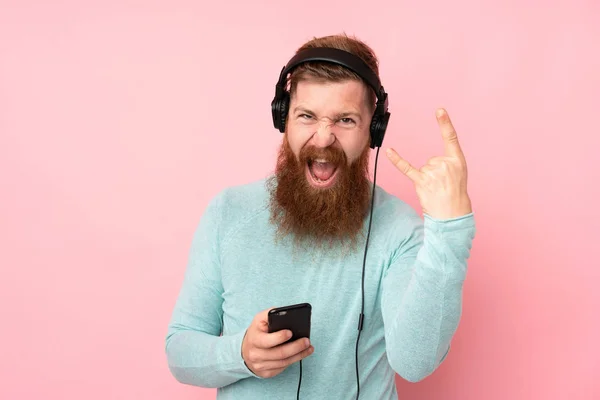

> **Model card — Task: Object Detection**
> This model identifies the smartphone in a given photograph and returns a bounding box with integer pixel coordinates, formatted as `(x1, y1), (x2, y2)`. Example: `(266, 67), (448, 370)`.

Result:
(268, 302), (312, 343)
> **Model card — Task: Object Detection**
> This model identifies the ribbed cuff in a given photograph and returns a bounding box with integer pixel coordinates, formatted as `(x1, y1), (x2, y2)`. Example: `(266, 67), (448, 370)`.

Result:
(423, 212), (475, 233)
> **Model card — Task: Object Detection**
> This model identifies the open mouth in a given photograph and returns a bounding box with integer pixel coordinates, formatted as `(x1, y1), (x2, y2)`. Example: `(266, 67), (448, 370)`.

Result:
(305, 158), (339, 188)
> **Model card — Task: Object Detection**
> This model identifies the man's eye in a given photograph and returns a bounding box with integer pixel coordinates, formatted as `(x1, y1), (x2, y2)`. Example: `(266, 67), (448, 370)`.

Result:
(340, 118), (355, 124)
(299, 114), (312, 119)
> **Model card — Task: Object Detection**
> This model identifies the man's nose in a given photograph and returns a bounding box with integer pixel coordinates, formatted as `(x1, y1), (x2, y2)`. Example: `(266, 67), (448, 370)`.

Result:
(312, 120), (336, 148)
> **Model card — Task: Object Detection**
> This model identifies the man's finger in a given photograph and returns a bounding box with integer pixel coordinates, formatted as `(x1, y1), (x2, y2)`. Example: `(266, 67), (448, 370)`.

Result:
(251, 345), (314, 376)
(264, 344), (314, 367)
(386, 148), (420, 182)
(262, 337), (310, 361)
(255, 307), (274, 332)
(255, 328), (293, 348)
(436, 108), (464, 160)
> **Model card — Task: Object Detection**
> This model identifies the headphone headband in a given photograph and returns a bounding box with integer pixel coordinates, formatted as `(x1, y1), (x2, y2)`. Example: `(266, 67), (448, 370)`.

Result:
(275, 48), (386, 104)
(271, 47), (391, 148)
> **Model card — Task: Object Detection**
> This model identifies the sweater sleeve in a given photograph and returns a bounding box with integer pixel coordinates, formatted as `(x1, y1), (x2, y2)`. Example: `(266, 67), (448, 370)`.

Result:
(381, 211), (476, 383)
(165, 191), (255, 388)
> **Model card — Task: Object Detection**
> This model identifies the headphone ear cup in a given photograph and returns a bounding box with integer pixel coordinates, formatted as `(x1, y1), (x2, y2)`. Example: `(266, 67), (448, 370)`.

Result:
(369, 116), (379, 148)
(369, 111), (391, 148)
(271, 91), (290, 133)
(271, 92), (290, 133)
(278, 92), (290, 133)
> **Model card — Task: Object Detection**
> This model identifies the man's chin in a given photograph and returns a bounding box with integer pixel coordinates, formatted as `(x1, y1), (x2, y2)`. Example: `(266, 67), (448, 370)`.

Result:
(304, 163), (340, 189)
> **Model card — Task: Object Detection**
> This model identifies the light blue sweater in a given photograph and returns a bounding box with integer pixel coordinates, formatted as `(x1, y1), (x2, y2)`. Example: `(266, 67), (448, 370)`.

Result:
(165, 178), (475, 399)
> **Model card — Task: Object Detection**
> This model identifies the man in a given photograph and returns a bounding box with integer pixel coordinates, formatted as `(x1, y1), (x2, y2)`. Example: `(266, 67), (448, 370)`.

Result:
(165, 34), (475, 399)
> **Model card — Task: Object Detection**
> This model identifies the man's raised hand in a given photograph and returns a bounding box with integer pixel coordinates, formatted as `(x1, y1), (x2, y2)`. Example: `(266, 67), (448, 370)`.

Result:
(386, 108), (472, 220)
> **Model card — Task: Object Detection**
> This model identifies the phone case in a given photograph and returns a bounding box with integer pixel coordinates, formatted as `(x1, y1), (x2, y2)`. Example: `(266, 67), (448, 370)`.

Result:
(268, 302), (311, 343)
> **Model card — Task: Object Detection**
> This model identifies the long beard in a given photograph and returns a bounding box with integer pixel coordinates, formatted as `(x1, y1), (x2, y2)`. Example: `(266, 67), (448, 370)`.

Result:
(267, 136), (372, 251)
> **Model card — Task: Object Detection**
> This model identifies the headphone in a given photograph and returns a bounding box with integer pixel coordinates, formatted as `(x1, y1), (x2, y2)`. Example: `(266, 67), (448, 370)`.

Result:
(271, 47), (391, 149)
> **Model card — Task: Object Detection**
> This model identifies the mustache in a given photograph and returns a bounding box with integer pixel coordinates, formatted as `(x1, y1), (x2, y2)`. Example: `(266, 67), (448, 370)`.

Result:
(299, 144), (347, 165)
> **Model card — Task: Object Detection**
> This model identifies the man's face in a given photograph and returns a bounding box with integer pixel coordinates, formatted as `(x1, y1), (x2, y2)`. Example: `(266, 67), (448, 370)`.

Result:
(268, 78), (373, 249)
(286, 79), (372, 187)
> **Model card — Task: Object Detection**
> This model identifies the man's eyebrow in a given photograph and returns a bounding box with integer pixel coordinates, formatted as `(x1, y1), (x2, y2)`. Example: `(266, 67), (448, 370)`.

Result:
(335, 111), (362, 120)
(292, 107), (362, 120)
(292, 106), (315, 115)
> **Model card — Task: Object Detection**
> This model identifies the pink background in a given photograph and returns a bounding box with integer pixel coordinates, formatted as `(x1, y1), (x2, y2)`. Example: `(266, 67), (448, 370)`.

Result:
(1, 1), (599, 399)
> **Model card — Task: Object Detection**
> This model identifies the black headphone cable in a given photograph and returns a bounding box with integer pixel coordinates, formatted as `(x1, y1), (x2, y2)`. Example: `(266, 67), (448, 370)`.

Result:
(355, 145), (380, 399)
(297, 360), (302, 400)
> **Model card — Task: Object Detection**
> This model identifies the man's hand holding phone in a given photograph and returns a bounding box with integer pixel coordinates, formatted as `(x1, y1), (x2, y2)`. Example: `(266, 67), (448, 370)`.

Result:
(241, 307), (314, 378)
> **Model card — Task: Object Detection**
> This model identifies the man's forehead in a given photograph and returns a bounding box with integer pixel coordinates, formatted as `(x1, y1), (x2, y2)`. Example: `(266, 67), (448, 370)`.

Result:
(291, 80), (369, 111)
(293, 78), (368, 94)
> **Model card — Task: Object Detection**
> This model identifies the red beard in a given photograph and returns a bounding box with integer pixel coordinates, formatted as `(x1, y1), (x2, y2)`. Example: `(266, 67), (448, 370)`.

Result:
(267, 136), (372, 250)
